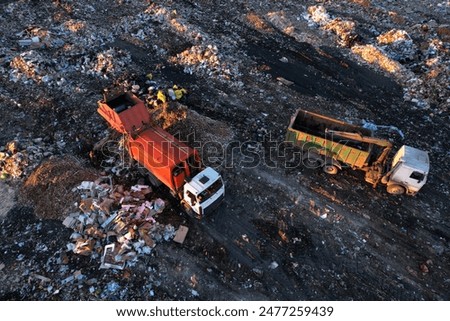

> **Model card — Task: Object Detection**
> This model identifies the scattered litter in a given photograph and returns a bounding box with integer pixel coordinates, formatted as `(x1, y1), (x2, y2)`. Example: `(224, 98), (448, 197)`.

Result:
(62, 215), (78, 228)
(362, 121), (405, 139)
(276, 77), (294, 86)
(73, 239), (95, 256)
(100, 212), (118, 229)
(130, 185), (151, 193)
(77, 181), (94, 190)
(61, 275), (75, 285)
(100, 243), (125, 270)
(106, 281), (120, 293)
(269, 261), (279, 270)
(73, 270), (84, 281)
(278, 230), (288, 242)
(32, 273), (51, 283)
(163, 225), (175, 241)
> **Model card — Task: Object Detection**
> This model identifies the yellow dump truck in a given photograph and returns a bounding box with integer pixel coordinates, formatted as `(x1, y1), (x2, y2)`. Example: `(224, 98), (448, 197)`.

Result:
(286, 109), (430, 195)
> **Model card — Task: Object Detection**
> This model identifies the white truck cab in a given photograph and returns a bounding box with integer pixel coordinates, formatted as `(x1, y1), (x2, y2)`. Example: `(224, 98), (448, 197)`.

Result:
(387, 145), (430, 195)
(183, 167), (225, 217)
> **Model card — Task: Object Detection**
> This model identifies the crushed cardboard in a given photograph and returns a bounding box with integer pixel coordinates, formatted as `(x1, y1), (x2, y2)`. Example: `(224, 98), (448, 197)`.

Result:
(173, 225), (189, 244)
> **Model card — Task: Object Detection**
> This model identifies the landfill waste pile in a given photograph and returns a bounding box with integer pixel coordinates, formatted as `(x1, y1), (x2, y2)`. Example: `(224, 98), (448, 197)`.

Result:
(63, 178), (179, 271)
(0, 139), (56, 180)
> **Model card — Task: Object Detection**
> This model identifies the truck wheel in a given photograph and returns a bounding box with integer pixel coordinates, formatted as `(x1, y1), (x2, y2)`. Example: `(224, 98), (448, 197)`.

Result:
(323, 164), (338, 175)
(386, 184), (405, 195)
(181, 201), (194, 217)
(302, 153), (323, 169)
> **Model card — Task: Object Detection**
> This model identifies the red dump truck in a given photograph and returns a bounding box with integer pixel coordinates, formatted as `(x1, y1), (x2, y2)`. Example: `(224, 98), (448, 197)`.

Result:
(286, 109), (430, 195)
(97, 91), (225, 217)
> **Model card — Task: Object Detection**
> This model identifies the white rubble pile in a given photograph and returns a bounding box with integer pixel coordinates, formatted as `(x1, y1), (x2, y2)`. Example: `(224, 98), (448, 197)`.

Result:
(9, 51), (49, 84)
(80, 48), (131, 79)
(63, 178), (179, 270)
(377, 29), (417, 62)
(304, 5), (331, 26)
(305, 6), (358, 47)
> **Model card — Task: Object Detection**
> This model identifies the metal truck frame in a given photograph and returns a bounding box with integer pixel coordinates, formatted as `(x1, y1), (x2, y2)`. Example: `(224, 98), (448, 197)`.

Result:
(97, 91), (225, 217)
(286, 109), (429, 195)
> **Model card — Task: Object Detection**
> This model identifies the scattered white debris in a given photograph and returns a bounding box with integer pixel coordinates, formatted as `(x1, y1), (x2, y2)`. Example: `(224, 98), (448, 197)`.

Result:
(63, 177), (179, 270)
(362, 121), (405, 138)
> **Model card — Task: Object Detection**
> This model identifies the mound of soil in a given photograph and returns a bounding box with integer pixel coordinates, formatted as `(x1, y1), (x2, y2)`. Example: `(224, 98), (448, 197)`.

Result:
(21, 157), (98, 220)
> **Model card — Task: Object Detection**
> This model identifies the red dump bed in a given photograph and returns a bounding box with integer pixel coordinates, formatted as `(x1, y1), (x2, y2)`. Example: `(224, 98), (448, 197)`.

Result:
(97, 92), (200, 193)
(128, 127), (197, 192)
(97, 92), (150, 134)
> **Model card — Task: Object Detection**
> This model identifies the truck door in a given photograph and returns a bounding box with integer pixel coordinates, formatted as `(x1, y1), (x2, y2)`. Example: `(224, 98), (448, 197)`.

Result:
(391, 165), (426, 191)
(403, 170), (426, 190)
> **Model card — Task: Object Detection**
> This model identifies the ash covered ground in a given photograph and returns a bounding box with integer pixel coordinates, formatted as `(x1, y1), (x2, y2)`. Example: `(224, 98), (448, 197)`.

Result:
(0, 0), (449, 300)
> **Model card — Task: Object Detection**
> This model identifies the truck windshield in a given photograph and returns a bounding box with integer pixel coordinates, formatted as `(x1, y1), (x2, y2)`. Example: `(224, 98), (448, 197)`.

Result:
(197, 179), (223, 203)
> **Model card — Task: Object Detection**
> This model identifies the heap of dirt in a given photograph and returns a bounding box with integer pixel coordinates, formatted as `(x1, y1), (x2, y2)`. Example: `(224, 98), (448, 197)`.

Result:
(21, 157), (98, 220)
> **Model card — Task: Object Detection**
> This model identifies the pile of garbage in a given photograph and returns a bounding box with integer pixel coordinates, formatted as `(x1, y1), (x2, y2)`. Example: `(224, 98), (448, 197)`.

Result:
(376, 29), (417, 63)
(306, 6), (358, 47)
(81, 48), (131, 79)
(0, 139), (54, 179)
(170, 44), (234, 80)
(63, 178), (181, 270)
(0, 141), (28, 179)
(351, 44), (401, 73)
(304, 4), (450, 111)
(9, 51), (45, 84)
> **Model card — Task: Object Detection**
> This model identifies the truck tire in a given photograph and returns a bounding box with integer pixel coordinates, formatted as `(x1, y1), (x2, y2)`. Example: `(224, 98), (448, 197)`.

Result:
(181, 201), (195, 217)
(323, 164), (338, 175)
(386, 184), (405, 195)
(302, 153), (323, 169)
